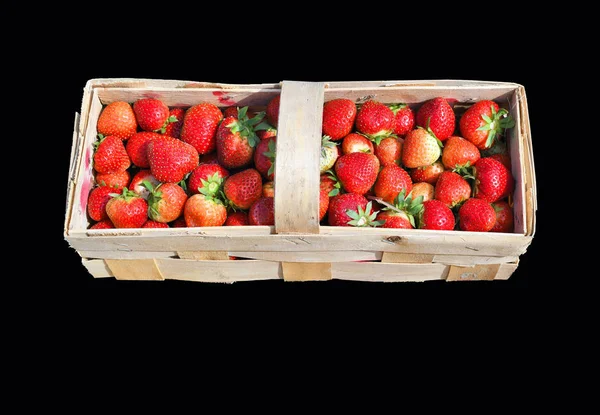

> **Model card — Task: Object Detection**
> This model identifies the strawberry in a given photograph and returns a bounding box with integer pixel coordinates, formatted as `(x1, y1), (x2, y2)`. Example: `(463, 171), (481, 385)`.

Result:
(200, 152), (219, 164)
(355, 100), (396, 142)
(373, 164), (413, 204)
(223, 106), (240, 118)
(458, 198), (496, 232)
(434, 171), (471, 208)
(188, 163), (229, 195)
(224, 211), (249, 226)
(87, 185), (116, 222)
(163, 108), (185, 138)
(488, 152), (512, 170)
(171, 216), (187, 228)
(460, 100), (515, 150)
(341, 133), (374, 154)
(256, 128), (277, 141)
(319, 187), (330, 222)
(254, 136), (276, 180)
(248, 197), (275, 225)
(93, 135), (130, 174)
(410, 161), (445, 185)
(320, 135), (340, 173)
(401, 128), (442, 168)
(472, 157), (514, 203)
(327, 193), (369, 226)
(143, 220), (169, 228)
(223, 168), (263, 210)
(216, 107), (264, 169)
(97, 101), (138, 140)
(129, 170), (159, 200)
(441, 136), (480, 170)
(333, 198), (382, 227)
(411, 182), (434, 202)
(266, 95), (280, 128)
(89, 218), (114, 229)
(335, 152), (380, 195)
(322, 98), (357, 140)
(147, 136), (199, 183)
(320, 173), (340, 197)
(95, 170), (130, 189)
(416, 97), (455, 141)
(105, 187), (148, 228)
(180, 102), (223, 154)
(419, 199), (455, 230)
(184, 194), (227, 227)
(490, 200), (514, 233)
(145, 182), (188, 223)
(375, 189), (424, 229)
(389, 104), (415, 137)
(133, 98), (175, 133)
(374, 137), (403, 166)
(126, 131), (162, 168)
(262, 181), (274, 198)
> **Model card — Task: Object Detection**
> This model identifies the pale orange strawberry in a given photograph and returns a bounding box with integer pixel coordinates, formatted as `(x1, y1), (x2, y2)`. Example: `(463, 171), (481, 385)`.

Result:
(129, 170), (159, 200)
(411, 182), (435, 202)
(341, 133), (373, 154)
(95, 170), (130, 189)
(434, 171), (471, 208)
(184, 194), (227, 227)
(145, 182), (188, 223)
(97, 101), (138, 140)
(262, 181), (274, 198)
(105, 187), (148, 228)
(373, 164), (413, 204)
(410, 161), (445, 185)
(374, 137), (403, 166)
(441, 136), (480, 170)
(401, 128), (442, 168)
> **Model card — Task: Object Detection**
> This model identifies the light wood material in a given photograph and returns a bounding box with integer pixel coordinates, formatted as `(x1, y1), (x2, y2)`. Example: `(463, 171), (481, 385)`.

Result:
(331, 262), (447, 282)
(446, 264), (501, 281)
(105, 259), (164, 280)
(282, 262), (332, 282)
(274, 81), (324, 234)
(381, 253), (435, 263)
(228, 250), (381, 262)
(177, 251), (230, 260)
(155, 259), (281, 283)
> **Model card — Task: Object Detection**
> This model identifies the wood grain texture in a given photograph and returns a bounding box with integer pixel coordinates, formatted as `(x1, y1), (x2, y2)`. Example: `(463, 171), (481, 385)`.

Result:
(282, 262), (332, 281)
(446, 264), (501, 281)
(274, 81), (324, 234)
(105, 259), (164, 280)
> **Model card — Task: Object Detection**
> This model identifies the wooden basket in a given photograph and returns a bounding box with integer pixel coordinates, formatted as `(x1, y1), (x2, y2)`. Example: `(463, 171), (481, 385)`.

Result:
(64, 78), (537, 282)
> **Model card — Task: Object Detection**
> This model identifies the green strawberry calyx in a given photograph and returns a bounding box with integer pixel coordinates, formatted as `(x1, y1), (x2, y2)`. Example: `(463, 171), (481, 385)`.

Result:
(346, 201), (384, 227)
(388, 103), (408, 115)
(368, 189), (424, 228)
(110, 186), (140, 201)
(143, 181), (164, 220)
(156, 115), (180, 134)
(425, 117), (444, 148)
(477, 105), (516, 148)
(198, 173), (224, 199)
(325, 169), (342, 197)
(453, 162), (475, 180)
(225, 107), (265, 148)
(263, 139), (277, 177)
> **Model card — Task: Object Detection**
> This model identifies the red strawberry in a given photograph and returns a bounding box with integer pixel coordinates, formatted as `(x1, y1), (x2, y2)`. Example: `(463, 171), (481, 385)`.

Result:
(93, 135), (130, 174)
(105, 187), (148, 228)
(89, 218), (114, 229)
(223, 106), (240, 118)
(188, 163), (229, 195)
(97, 101), (137, 140)
(248, 197), (275, 225)
(402, 128), (442, 168)
(341, 133), (374, 154)
(355, 100), (396, 142)
(163, 108), (185, 138)
(223, 168), (263, 210)
(458, 198), (496, 232)
(410, 161), (445, 185)
(143, 220), (169, 228)
(373, 164), (413, 204)
(224, 211), (249, 226)
(376, 189), (424, 229)
(411, 182), (435, 202)
(472, 157), (514, 203)
(335, 152), (380, 195)
(490, 200), (514, 233)
(146, 182), (188, 223)
(389, 104), (415, 137)
(254, 136), (276, 180)
(262, 181), (274, 198)
(200, 152), (219, 164)
(256, 128), (277, 141)
(319, 187), (330, 222)
(180, 102), (223, 154)
(216, 107), (263, 169)
(488, 152), (512, 170)
(441, 136), (480, 170)
(434, 171), (471, 208)
(460, 100), (515, 150)
(419, 199), (455, 230)
(416, 97), (455, 141)
(126, 131), (162, 168)
(87, 185), (116, 222)
(320, 173), (340, 197)
(95, 170), (130, 189)
(374, 137), (403, 166)
(327, 193), (368, 226)
(129, 170), (159, 200)
(147, 136), (199, 183)
(133, 98), (174, 133)
(171, 216), (187, 228)
(322, 98), (357, 140)
(184, 194), (227, 227)
(266, 95), (280, 128)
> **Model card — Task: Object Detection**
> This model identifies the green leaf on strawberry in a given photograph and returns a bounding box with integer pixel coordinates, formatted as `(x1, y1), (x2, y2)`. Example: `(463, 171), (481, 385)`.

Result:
(346, 201), (383, 227)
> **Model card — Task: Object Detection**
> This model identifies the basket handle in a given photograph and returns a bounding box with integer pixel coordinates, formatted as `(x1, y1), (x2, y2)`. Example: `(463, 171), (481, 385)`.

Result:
(274, 81), (325, 234)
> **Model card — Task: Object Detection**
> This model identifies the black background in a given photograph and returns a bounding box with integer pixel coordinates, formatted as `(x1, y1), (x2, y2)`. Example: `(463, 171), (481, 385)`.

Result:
(35, 18), (553, 345)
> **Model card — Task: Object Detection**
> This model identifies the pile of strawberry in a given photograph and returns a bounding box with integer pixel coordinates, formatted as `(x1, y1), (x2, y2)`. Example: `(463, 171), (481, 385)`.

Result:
(319, 97), (516, 232)
(87, 96), (280, 229)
